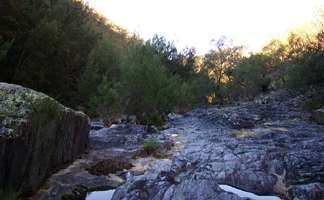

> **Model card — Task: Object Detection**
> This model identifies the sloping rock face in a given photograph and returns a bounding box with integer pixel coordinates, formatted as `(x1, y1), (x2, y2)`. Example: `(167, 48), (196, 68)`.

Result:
(0, 82), (90, 195)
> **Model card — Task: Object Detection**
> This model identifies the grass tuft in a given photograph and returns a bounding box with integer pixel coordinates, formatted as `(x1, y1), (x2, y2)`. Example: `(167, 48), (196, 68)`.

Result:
(143, 138), (160, 155)
(230, 129), (256, 138)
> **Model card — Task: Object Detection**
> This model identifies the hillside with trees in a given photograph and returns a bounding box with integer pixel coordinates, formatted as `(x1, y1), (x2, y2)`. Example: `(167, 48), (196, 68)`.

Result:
(1, 1), (324, 200)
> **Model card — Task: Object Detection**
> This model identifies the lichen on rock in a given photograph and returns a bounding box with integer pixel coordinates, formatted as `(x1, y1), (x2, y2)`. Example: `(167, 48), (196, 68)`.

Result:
(0, 82), (90, 196)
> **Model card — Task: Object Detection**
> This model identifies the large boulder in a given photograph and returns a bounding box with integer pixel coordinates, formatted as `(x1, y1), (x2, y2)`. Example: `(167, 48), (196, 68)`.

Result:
(0, 82), (90, 196)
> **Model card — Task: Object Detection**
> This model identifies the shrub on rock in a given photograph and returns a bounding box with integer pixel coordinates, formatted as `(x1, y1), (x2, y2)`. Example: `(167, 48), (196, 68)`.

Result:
(143, 138), (160, 155)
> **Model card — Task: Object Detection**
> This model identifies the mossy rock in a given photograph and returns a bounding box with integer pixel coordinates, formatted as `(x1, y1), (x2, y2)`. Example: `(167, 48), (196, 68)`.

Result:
(0, 82), (90, 196)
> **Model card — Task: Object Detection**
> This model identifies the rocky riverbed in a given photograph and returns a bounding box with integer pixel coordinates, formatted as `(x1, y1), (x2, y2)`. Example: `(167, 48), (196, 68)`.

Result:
(31, 123), (174, 200)
(113, 90), (324, 200)
(33, 90), (324, 200)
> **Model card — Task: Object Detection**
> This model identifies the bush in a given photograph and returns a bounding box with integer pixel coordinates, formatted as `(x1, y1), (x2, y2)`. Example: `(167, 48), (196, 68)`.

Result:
(226, 54), (271, 100)
(88, 77), (121, 118)
(189, 70), (215, 106)
(119, 41), (189, 124)
(286, 52), (324, 88)
(78, 37), (121, 114)
(143, 138), (160, 155)
(284, 32), (324, 89)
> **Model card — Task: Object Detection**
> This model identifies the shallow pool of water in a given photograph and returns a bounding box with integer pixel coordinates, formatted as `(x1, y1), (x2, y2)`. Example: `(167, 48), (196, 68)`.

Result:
(219, 185), (281, 200)
(86, 189), (115, 200)
(85, 184), (280, 200)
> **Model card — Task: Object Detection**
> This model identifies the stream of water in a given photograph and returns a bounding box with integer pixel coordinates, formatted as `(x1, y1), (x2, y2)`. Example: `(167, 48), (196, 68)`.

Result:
(86, 189), (115, 200)
(85, 185), (281, 200)
(219, 185), (281, 200)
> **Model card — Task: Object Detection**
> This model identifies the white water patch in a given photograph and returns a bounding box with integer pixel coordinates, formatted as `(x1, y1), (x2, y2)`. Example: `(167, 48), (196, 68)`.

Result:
(110, 124), (118, 128)
(86, 189), (115, 200)
(219, 185), (281, 200)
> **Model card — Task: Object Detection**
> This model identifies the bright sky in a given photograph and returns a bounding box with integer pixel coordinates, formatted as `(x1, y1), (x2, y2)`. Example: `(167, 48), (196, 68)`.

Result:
(88, 0), (324, 54)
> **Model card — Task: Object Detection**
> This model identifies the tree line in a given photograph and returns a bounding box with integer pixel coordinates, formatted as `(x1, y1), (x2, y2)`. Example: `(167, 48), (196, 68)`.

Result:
(1, 0), (323, 125)
(205, 30), (324, 103)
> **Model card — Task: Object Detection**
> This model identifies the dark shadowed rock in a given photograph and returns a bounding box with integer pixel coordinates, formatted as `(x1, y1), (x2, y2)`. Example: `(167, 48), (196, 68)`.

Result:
(31, 122), (174, 200)
(90, 121), (105, 130)
(312, 108), (324, 125)
(0, 82), (90, 195)
(87, 159), (134, 176)
(90, 124), (148, 150)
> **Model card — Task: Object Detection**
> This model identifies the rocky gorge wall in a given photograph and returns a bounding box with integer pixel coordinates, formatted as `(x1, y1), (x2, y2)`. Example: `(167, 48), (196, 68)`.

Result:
(0, 82), (90, 196)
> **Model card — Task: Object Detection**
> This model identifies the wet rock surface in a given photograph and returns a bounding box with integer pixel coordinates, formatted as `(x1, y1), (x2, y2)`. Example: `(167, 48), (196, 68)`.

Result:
(113, 90), (324, 200)
(90, 121), (105, 131)
(87, 159), (134, 176)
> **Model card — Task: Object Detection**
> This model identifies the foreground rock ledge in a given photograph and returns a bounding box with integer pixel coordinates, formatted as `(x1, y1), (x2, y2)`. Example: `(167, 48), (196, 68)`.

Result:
(0, 82), (90, 196)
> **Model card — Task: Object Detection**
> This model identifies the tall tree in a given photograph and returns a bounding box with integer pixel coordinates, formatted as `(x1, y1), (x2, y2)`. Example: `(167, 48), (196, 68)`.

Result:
(203, 37), (243, 102)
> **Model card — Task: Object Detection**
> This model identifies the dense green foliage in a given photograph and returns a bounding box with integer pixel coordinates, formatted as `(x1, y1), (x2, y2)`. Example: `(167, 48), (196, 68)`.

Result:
(206, 30), (324, 103)
(285, 32), (324, 88)
(1, 0), (324, 124)
(84, 36), (214, 124)
(0, 0), (213, 124)
(0, 0), (104, 105)
(120, 41), (182, 124)
(225, 54), (272, 100)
